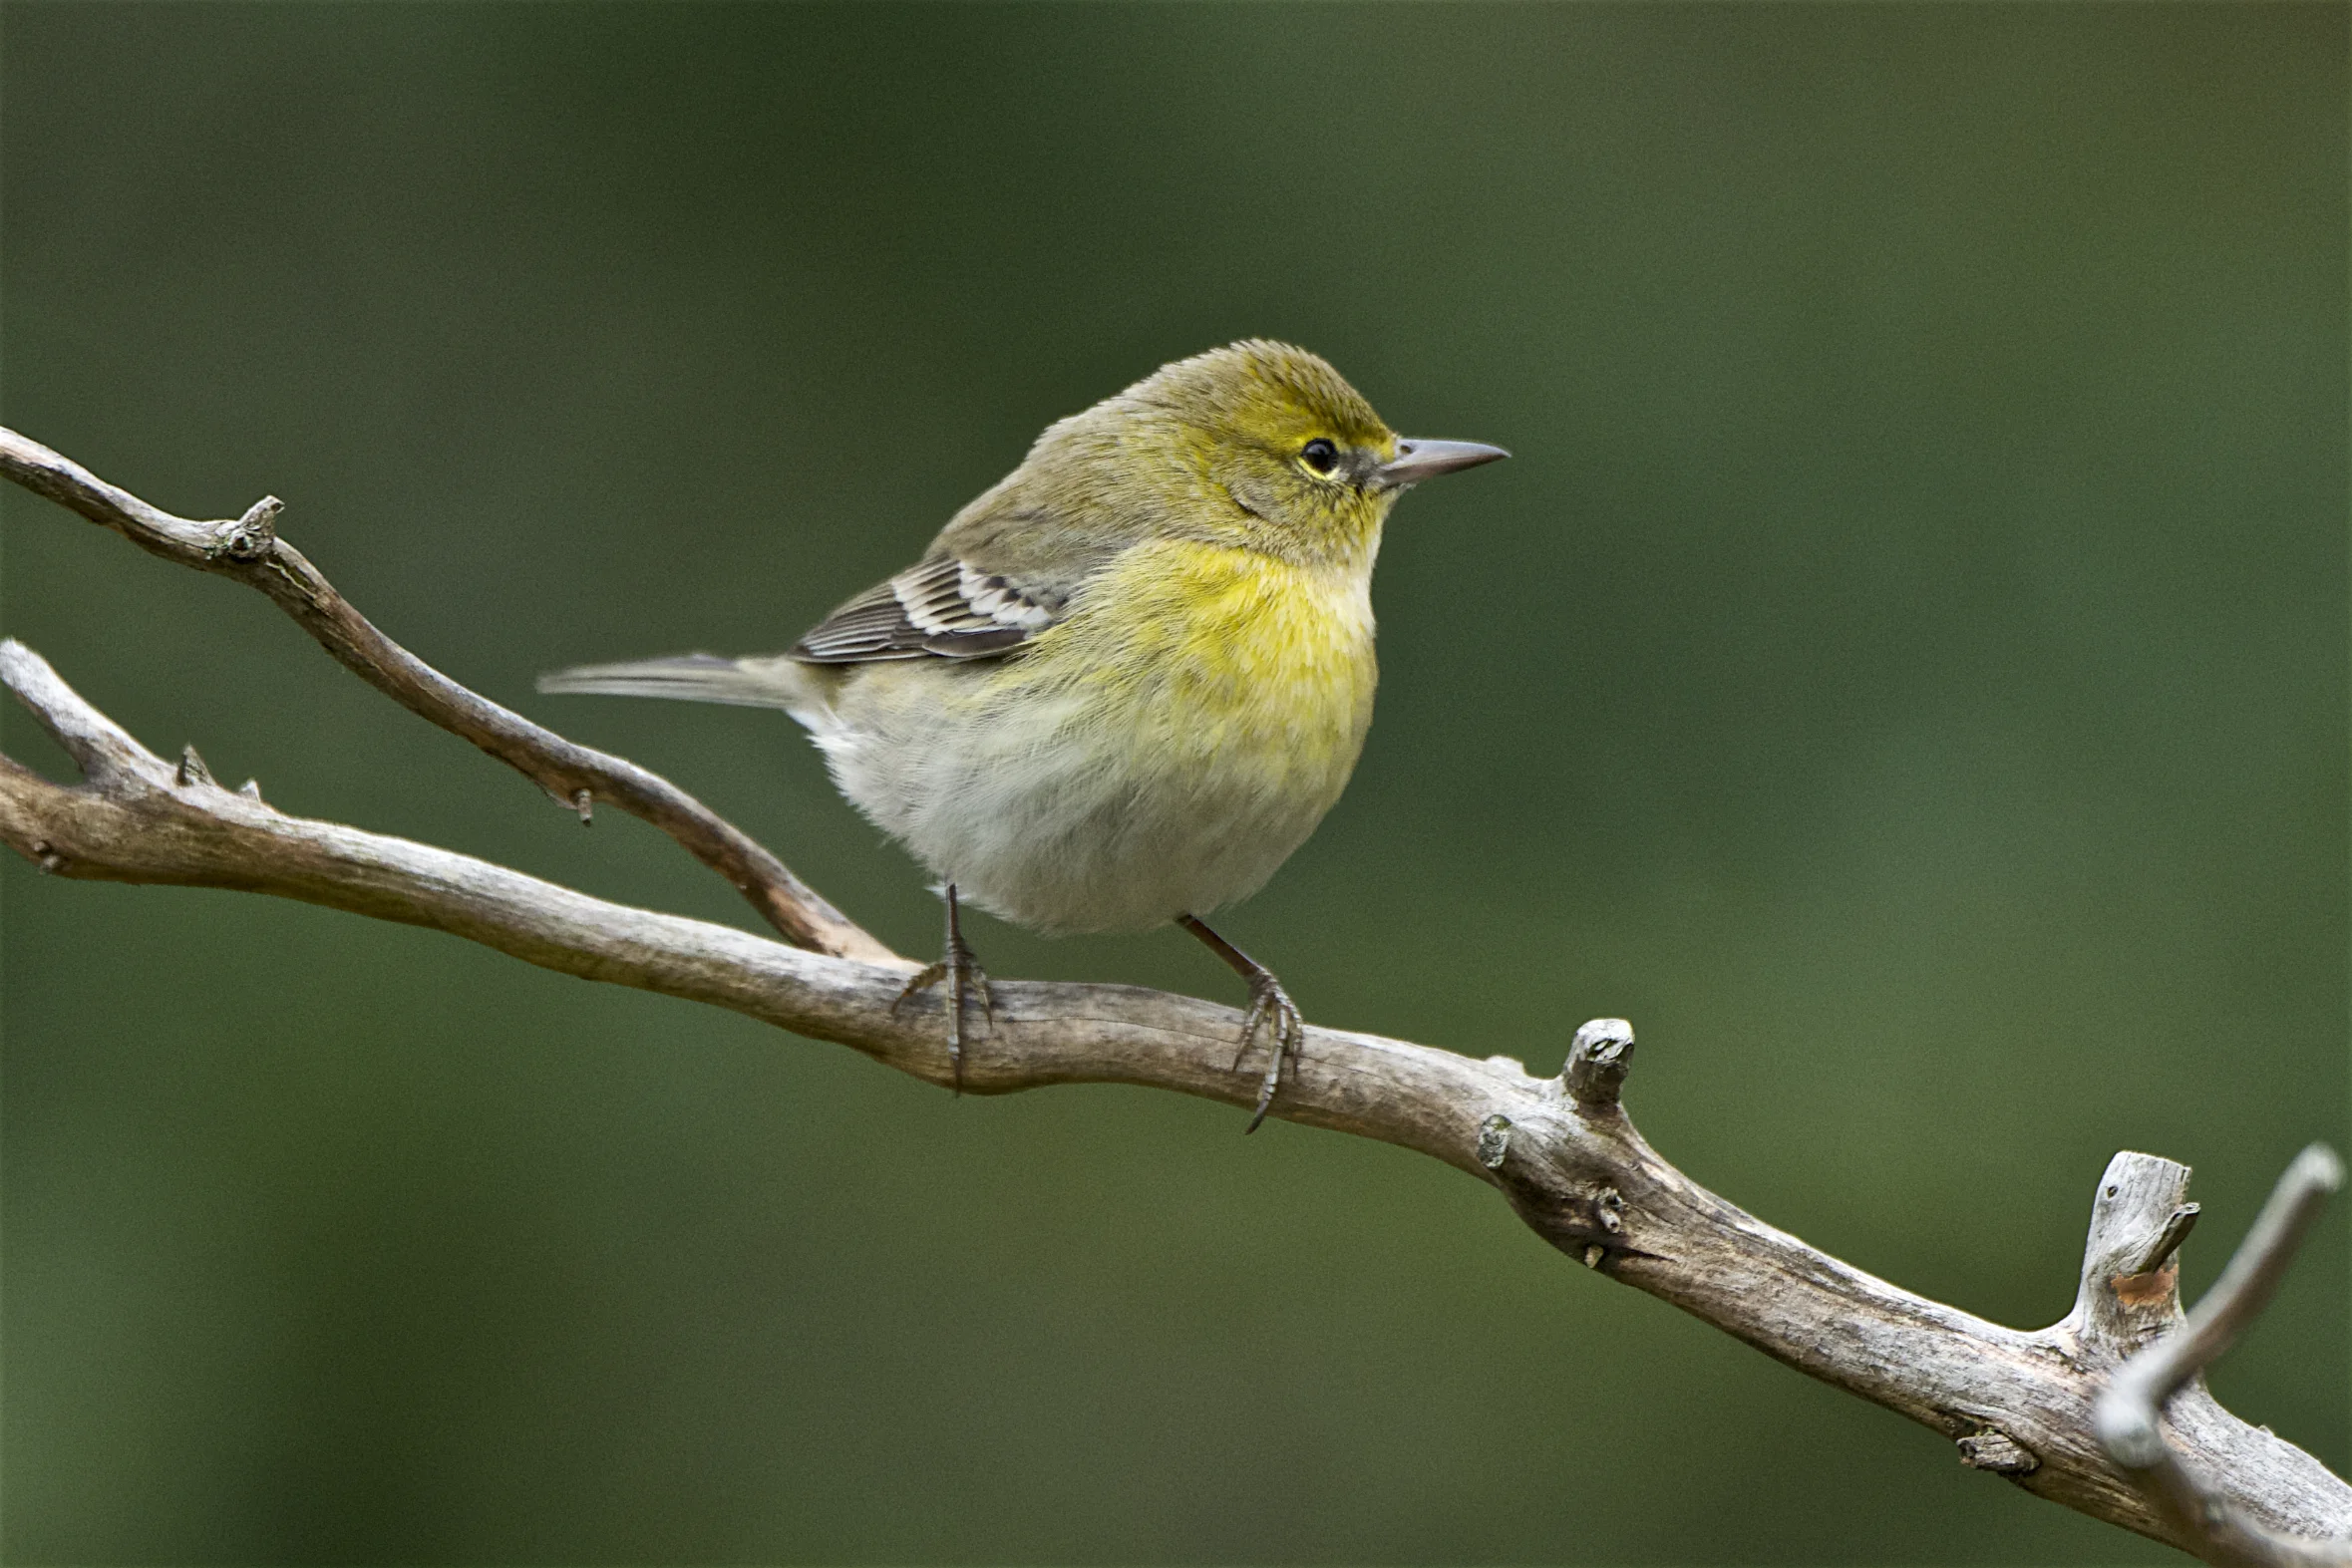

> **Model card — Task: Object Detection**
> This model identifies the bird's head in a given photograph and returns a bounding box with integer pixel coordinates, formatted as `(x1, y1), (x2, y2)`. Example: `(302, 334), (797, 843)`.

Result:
(1024, 341), (1508, 570)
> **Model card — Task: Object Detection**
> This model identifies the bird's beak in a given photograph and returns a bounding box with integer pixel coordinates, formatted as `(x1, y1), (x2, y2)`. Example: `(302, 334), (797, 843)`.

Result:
(1373, 438), (1511, 489)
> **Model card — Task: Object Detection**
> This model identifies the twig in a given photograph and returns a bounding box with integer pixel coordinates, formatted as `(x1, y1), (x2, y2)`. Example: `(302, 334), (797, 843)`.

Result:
(2095, 1146), (2351, 1568)
(0, 427), (894, 963)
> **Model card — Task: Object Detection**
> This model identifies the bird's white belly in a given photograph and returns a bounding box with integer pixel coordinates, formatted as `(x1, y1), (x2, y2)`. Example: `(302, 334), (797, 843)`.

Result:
(814, 691), (1351, 933)
(944, 738), (1344, 933)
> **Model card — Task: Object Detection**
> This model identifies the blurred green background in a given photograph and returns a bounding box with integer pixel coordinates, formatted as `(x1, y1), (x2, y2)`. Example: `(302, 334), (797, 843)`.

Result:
(2, 4), (2343, 1562)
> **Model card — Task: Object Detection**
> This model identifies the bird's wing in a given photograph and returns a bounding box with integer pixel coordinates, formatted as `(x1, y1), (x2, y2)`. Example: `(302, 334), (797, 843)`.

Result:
(791, 554), (1067, 664)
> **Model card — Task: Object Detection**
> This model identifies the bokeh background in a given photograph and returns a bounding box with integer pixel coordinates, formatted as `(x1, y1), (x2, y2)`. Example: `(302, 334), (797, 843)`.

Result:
(3, 4), (2343, 1563)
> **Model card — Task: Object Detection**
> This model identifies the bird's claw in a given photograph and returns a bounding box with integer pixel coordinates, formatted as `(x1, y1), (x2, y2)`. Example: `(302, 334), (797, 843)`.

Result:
(1233, 975), (1303, 1133)
(893, 934), (992, 1093)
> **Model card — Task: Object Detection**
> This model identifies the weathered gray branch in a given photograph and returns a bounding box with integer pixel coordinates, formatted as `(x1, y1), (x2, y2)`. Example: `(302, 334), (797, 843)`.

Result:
(0, 427), (892, 962)
(4, 435), (2347, 1559)
(2096, 1147), (2351, 1567)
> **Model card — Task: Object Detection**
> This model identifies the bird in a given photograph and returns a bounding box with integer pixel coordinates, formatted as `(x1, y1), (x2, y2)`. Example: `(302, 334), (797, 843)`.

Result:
(539, 341), (1506, 1130)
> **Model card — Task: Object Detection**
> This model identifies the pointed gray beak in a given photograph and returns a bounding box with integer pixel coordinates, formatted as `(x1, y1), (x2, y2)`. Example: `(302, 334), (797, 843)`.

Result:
(1374, 438), (1511, 489)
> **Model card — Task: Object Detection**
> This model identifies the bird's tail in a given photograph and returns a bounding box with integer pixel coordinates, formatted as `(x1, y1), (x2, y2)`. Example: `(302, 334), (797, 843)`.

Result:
(535, 653), (814, 712)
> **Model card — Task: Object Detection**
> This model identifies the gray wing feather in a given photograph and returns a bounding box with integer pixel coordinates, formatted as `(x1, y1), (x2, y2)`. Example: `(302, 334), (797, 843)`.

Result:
(792, 556), (1062, 664)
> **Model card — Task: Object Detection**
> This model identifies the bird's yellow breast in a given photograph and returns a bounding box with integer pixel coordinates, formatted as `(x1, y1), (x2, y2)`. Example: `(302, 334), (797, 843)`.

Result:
(1011, 537), (1379, 795)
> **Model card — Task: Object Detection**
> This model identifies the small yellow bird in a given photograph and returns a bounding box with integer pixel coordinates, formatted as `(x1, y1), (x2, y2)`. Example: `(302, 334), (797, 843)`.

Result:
(541, 341), (1506, 1129)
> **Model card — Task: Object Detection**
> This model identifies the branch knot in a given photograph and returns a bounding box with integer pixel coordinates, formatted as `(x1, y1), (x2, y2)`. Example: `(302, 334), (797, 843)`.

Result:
(209, 496), (283, 562)
(1477, 1113), (1512, 1170)
(1956, 1428), (2040, 1475)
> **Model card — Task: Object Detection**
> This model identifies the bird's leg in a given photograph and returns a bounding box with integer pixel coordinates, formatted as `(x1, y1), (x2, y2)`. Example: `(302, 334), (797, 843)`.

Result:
(892, 882), (993, 1093)
(1176, 914), (1302, 1134)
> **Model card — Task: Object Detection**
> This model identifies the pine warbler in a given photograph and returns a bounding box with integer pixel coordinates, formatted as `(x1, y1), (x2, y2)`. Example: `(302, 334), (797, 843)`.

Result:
(541, 341), (1506, 1129)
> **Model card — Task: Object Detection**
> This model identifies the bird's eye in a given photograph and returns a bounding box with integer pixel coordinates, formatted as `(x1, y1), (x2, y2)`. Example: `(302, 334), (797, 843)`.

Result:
(1300, 439), (1339, 475)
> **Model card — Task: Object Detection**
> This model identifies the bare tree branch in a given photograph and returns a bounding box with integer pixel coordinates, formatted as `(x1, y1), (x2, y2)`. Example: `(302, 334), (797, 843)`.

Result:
(6, 642), (2346, 1555)
(0, 427), (894, 963)
(2096, 1147), (2352, 1567)
(4, 434), (2348, 1558)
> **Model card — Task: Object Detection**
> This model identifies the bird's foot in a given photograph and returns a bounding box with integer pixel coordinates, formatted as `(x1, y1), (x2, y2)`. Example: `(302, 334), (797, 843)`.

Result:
(1176, 913), (1305, 1134)
(892, 929), (993, 1093)
(1233, 972), (1304, 1134)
